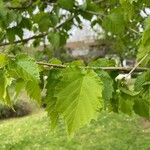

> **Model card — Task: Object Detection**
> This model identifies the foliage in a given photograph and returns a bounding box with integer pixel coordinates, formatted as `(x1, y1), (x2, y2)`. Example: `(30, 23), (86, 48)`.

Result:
(0, 0), (150, 134)
(0, 100), (35, 119)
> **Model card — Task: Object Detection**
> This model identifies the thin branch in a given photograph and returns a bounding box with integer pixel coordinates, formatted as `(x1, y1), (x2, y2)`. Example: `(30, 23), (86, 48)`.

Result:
(84, 10), (105, 17)
(0, 33), (48, 47)
(0, 15), (74, 47)
(37, 61), (149, 72)
(7, 54), (150, 72)
(129, 28), (140, 35)
(126, 54), (149, 78)
(37, 62), (66, 68)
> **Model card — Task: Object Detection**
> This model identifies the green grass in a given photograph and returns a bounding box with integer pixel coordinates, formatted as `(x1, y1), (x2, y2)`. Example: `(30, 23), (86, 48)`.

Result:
(0, 111), (150, 150)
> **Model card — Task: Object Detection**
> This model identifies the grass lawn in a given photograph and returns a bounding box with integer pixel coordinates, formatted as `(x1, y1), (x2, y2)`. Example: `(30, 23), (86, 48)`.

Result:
(0, 111), (150, 150)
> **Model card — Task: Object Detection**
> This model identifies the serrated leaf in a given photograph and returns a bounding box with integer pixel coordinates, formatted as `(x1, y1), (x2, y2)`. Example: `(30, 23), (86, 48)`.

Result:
(86, 0), (101, 12)
(98, 71), (114, 101)
(45, 69), (62, 129)
(48, 32), (60, 49)
(137, 17), (150, 66)
(134, 72), (146, 91)
(49, 58), (62, 64)
(55, 68), (103, 134)
(89, 59), (115, 102)
(133, 99), (150, 120)
(89, 58), (116, 67)
(134, 70), (150, 94)
(19, 17), (32, 30)
(119, 98), (134, 115)
(6, 27), (23, 43)
(15, 78), (25, 98)
(58, 0), (75, 10)
(25, 80), (41, 103)
(120, 0), (138, 4)
(120, 0), (135, 20)
(8, 54), (41, 102)
(102, 8), (125, 35)
(0, 70), (12, 105)
(0, 53), (8, 68)
(9, 54), (40, 82)
(119, 88), (135, 115)
(33, 12), (52, 32)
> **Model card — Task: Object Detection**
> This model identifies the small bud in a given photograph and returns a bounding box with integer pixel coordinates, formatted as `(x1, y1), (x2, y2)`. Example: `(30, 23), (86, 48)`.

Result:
(115, 74), (131, 81)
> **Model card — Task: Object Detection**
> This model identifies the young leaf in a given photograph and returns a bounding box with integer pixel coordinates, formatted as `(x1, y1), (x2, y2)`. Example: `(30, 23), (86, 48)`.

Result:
(48, 32), (60, 49)
(58, 0), (75, 10)
(9, 54), (40, 82)
(89, 58), (115, 102)
(0, 70), (12, 105)
(118, 88), (135, 116)
(25, 80), (41, 103)
(14, 78), (25, 98)
(133, 99), (150, 120)
(102, 8), (125, 35)
(55, 68), (103, 134)
(0, 53), (9, 68)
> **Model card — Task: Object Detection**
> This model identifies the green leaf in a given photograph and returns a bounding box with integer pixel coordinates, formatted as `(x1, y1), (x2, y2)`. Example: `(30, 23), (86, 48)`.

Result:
(14, 78), (25, 98)
(6, 27), (23, 43)
(9, 54), (40, 82)
(0, 1), (7, 23)
(120, 0), (135, 20)
(45, 69), (62, 129)
(8, 54), (41, 102)
(19, 17), (32, 30)
(86, 0), (101, 12)
(118, 88), (135, 115)
(119, 98), (134, 115)
(120, 0), (138, 4)
(49, 58), (62, 64)
(0, 70), (12, 105)
(48, 32), (60, 49)
(25, 80), (41, 103)
(134, 72), (146, 91)
(33, 13), (52, 32)
(102, 8), (125, 35)
(89, 59), (115, 102)
(0, 53), (9, 68)
(134, 70), (150, 93)
(50, 13), (59, 26)
(133, 99), (150, 120)
(137, 17), (150, 65)
(98, 71), (114, 101)
(55, 68), (103, 134)
(58, 0), (75, 10)
(89, 58), (116, 67)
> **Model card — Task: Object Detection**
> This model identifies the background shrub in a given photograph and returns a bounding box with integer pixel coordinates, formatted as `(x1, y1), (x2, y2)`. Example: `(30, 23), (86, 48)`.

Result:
(0, 100), (38, 119)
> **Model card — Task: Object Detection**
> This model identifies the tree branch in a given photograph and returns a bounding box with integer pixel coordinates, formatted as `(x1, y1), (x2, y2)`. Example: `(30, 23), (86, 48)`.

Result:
(0, 15), (74, 47)
(37, 61), (149, 72)
(0, 33), (48, 47)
